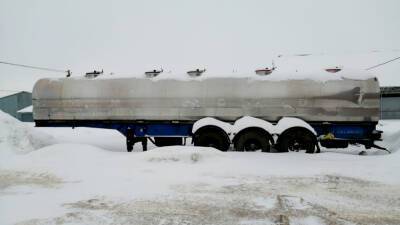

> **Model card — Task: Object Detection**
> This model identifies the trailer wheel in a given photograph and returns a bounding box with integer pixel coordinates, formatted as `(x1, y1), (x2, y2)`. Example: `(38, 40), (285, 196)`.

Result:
(193, 126), (230, 151)
(234, 129), (272, 152)
(278, 128), (316, 153)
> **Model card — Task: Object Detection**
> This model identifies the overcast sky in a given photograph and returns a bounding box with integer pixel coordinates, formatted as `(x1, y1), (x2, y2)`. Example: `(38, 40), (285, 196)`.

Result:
(1, 0), (399, 90)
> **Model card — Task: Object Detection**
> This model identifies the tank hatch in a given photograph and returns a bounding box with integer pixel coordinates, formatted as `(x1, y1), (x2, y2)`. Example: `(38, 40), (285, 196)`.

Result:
(187, 69), (206, 77)
(145, 69), (163, 78)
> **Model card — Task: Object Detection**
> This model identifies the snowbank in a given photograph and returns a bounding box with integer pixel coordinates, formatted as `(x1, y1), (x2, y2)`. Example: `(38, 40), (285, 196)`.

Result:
(232, 116), (275, 134)
(0, 110), (55, 155)
(1, 115), (400, 225)
(379, 120), (400, 154)
(138, 146), (226, 163)
(17, 105), (32, 113)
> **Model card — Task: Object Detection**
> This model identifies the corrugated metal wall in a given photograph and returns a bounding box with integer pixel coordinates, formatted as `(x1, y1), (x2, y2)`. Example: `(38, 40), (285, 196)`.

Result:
(18, 112), (34, 122)
(381, 97), (400, 119)
(380, 87), (400, 120)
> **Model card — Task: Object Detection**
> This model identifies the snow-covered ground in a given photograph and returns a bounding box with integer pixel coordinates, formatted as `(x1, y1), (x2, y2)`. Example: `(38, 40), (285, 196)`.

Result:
(1, 111), (400, 225)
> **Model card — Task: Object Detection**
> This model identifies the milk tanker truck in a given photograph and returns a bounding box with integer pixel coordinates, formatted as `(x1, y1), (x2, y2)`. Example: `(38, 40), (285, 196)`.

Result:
(32, 73), (386, 153)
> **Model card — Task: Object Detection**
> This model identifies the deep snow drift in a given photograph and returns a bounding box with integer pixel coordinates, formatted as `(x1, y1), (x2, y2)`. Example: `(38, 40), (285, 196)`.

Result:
(139, 146), (226, 163)
(1, 110), (400, 225)
(379, 120), (400, 153)
(0, 110), (55, 155)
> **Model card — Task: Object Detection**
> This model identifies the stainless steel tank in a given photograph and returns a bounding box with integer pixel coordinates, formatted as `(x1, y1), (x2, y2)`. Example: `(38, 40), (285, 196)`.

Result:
(32, 77), (380, 122)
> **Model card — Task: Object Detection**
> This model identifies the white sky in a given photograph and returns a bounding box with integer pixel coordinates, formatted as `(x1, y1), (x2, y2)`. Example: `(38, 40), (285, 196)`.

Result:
(1, 0), (400, 90)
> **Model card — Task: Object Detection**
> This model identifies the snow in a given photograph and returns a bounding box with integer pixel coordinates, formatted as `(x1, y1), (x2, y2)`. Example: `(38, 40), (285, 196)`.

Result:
(17, 105), (32, 113)
(192, 117), (233, 134)
(94, 50), (387, 83)
(57, 56), (380, 83)
(0, 110), (55, 156)
(378, 120), (400, 154)
(137, 146), (226, 163)
(274, 51), (400, 85)
(1, 110), (400, 224)
(1, 51), (398, 94)
(253, 197), (276, 210)
(0, 90), (20, 98)
(70, 68), (376, 83)
(194, 116), (316, 139)
(274, 117), (317, 135)
(291, 216), (324, 225)
(232, 116), (275, 135)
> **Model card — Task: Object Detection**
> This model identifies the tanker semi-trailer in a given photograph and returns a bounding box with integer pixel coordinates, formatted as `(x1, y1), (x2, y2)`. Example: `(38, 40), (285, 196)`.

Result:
(32, 74), (386, 153)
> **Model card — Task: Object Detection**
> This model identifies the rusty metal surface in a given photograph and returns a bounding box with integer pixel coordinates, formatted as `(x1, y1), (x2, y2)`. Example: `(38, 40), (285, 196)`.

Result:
(32, 77), (380, 122)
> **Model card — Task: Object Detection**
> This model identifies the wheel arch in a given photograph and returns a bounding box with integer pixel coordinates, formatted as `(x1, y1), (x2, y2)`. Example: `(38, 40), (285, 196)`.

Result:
(192, 117), (232, 136)
(274, 117), (317, 136)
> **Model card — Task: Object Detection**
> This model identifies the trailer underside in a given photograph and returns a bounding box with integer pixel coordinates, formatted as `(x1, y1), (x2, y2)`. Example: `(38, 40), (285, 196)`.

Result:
(34, 119), (384, 152)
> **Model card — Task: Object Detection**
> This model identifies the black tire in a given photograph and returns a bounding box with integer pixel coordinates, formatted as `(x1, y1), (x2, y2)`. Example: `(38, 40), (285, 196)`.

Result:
(278, 128), (316, 154)
(235, 130), (271, 152)
(193, 127), (230, 151)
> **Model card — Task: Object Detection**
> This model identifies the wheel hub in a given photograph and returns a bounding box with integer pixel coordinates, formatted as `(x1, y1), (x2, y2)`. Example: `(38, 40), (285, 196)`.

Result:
(245, 140), (260, 151)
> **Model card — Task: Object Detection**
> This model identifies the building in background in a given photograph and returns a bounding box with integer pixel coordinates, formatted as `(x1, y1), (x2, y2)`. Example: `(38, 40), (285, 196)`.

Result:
(380, 87), (400, 119)
(0, 91), (32, 122)
(17, 105), (33, 122)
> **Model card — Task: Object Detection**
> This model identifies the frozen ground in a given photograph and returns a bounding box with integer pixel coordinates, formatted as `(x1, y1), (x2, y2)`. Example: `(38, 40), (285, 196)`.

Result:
(1, 112), (400, 225)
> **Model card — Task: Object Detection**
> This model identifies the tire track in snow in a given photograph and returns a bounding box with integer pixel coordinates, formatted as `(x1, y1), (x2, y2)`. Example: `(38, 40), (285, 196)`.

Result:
(14, 175), (400, 225)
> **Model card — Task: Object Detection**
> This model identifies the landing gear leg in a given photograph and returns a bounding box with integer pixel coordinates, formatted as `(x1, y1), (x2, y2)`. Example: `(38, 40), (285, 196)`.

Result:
(142, 138), (148, 151)
(127, 143), (133, 152)
(126, 128), (134, 152)
(126, 137), (148, 152)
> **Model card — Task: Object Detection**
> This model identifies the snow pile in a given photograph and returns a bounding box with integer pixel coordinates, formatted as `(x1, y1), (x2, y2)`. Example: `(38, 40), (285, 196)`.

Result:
(139, 146), (226, 163)
(27, 143), (111, 160)
(274, 117), (317, 135)
(17, 105), (33, 113)
(0, 110), (55, 154)
(192, 117), (233, 134)
(379, 120), (400, 154)
(232, 116), (274, 134)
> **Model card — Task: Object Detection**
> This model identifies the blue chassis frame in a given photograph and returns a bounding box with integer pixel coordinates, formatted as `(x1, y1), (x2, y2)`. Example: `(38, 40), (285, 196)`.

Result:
(34, 120), (378, 141)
